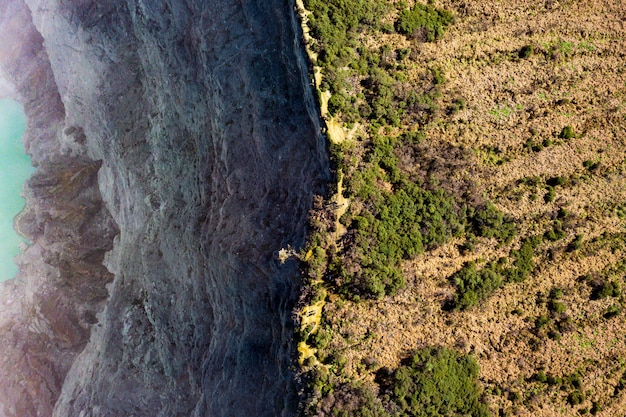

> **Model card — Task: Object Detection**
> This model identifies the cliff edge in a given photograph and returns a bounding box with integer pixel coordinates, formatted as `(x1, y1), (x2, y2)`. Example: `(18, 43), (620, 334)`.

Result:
(0, 0), (328, 416)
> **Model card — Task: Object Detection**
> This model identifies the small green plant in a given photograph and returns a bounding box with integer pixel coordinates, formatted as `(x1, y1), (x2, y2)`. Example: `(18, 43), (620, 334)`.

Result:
(556, 40), (574, 56)
(489, 104), (514, 120)
(559, 125), (575, 139)
(548, 300), (566, 314)
(604, 304), (622, 319)
(582, 160), (600, 172)
(567, 390), (585, 405)
(568, 234), (584, 252)
(519, 44), (534, 58)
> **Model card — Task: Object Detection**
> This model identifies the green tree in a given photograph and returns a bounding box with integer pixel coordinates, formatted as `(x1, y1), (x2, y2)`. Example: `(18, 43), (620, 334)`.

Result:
(389, 347), (490, 416)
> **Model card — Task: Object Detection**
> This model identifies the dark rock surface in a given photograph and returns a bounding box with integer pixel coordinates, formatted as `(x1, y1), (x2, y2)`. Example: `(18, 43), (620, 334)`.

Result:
(0, 0), (328, 416)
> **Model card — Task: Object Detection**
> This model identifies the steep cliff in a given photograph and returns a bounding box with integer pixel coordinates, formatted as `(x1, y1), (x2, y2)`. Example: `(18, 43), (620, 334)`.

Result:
(0, 0), (328, 416)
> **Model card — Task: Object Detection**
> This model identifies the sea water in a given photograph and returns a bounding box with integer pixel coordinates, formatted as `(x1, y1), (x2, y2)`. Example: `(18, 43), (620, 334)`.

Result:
(0, 99), (34, 282)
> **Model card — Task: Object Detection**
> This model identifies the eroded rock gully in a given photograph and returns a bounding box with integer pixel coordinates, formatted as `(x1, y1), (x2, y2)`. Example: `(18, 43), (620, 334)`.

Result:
(0, 0), (328, 416)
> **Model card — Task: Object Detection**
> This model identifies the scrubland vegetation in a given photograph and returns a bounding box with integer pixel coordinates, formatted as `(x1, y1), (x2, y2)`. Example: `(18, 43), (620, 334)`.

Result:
(296, 0), (626, 416)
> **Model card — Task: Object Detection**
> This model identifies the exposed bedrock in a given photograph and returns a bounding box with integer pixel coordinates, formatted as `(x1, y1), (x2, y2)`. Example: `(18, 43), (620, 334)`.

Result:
(0, 0), (328, 416)
(0, 1), (118, 416)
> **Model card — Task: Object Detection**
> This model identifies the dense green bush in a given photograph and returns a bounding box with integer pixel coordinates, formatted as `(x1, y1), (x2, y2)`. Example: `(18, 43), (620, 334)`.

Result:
(338, 133), (467, 299)
(303, 0), (390, 118)
(314, 348), (489, 416)
(346, 179), (463, 299)
(388, 347), (490, 416)
(567, 390), (585, 405)
(506, 237), (537, 282)
(395, 3), (454, 42)
(452, 262), (503, 310)
(471, 202), (517, 243)
(544, 220), (565, 241)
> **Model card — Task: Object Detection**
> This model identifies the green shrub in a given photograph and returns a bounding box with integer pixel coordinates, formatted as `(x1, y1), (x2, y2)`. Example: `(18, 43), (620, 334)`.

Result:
(559, 125), (575, 139)
(544, 186), (555, 203)
(506, 238), (536, 282)
(519, 45), (534, 58)
(535, 315), (550, 329)
(548, 329), (562, 340)
(452, 262), (503, 310)
(326, 348), (490, 416)
(604, 304), (621, 319)
(567, 390), (585, 405)
(547, 176), (567, 187)
(309, 327), (333, 350)
(534, 370), (548, 383)
(548, 300), (566, 314)
(388, 347), (490, 417)
(524, 139), (543, 152)
(340, 134), (467, 299)
(544, 220), (565, 241)
(582, 160), (600, 171)
(550, 287), (564, 299)
(591, 280), (621, 299)
(303, 0), (390, 118)
(471, 202), (517, 243)
(568, 234), (584, 252)
(346, 179), (462, 298)
(395, 3), (454, 42)
(431, 67), (445, 85)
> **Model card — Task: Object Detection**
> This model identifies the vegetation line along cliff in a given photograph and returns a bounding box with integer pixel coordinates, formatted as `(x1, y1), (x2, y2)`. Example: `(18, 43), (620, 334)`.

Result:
(294, 0), (626, 416)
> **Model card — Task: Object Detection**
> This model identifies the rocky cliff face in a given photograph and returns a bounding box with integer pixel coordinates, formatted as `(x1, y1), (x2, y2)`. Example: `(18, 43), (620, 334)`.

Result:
(0, 0), (328, 416)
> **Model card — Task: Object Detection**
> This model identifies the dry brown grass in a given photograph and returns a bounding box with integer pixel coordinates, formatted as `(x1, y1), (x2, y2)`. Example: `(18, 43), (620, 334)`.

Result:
(311, 0), (626, 415)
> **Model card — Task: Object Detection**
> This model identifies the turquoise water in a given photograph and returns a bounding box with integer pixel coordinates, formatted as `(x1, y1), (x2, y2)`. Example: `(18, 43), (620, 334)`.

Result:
(0, 99), (34, 282)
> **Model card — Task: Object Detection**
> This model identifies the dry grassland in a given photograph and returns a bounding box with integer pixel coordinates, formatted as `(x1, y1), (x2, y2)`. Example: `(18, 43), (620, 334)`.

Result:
(309, 0), (626, 415)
